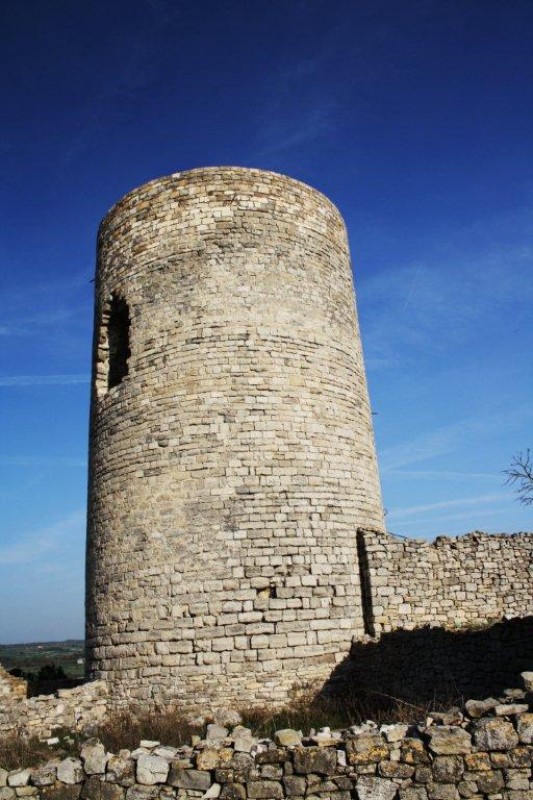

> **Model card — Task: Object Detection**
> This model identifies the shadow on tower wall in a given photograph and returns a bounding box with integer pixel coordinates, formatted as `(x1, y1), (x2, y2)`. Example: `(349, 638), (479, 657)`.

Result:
(323, 616), (533, 705)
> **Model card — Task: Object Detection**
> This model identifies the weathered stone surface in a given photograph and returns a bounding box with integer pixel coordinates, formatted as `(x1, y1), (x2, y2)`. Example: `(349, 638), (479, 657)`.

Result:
(57, 758), (84, 785)
(274, 730), (302, 748)
(41, 785), (81, 800)
(212, 709), (243, 729)
(168, 767), (211, 791)
(196, 748), (233, 771)
(31, 762), (57, 787)
(508, 746), (531, 768)
(80, 775), (105, 799)
(456, 780), (477, 798)
(505, 791), (533, 800)
(505, 769), (530, 791)
(80, 740), (108, 775)
(219, 784), (245, 800)
(254, 749), (288, 765)
(381, 724), (409, 743)
(494, 704), (529, 716)
(400, 789), (428, 800)
(206, 725), (229, 742)
(472, 718), (519, 751)
(356, 776), (397, 800)
(247, 780), (283, 799)
(346, 734), (388, 764)
(432, 756), (464, 782)
(463, 753), (490, 771)
(427, 784), (459, 800)
(106, 753), (135, 786)
(135, 754), (169, 785)
(464, 698), (499, 719)
(401, 739), (430, 765)
(293, 747), (336, 775)
(426, 727), (471, 755)
(282, 775), (307, 796)
(7, 771), (30, 788)
(202, 783), (222, 799)
(124, 787), (159, 800)
(378, 761), (414, 778)
(520, 671), (533, 692)
(516, 712), (533, 744)
(415, 766), (432, 783)
(231, 728), (256, 753)
(475, 769), (504, 793)
(101, 784), (125, 800)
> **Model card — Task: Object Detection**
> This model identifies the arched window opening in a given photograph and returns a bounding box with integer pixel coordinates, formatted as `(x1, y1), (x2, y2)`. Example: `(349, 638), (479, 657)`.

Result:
(107, 294), (131, 390)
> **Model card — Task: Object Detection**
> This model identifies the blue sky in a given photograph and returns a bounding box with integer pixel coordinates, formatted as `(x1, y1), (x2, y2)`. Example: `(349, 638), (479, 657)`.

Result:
(1, 0), (532, 643)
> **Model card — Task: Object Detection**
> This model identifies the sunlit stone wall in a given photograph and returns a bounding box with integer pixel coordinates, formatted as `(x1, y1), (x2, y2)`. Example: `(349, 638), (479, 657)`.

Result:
(86, 167), (384, 710)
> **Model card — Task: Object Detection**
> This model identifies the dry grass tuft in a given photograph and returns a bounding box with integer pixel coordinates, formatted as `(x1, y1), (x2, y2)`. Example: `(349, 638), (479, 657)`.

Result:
(0, 733), (53, 770)
(95, 707), (202, 752)
(240, 683), (460, 738)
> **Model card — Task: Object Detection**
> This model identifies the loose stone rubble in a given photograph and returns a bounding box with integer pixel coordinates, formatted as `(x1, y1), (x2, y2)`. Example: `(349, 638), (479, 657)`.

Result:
(1, 673), (532, 799)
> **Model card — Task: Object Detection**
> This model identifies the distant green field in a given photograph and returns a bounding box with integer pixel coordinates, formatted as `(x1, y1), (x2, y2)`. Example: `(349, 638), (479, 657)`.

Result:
(0, 640), (85, 680)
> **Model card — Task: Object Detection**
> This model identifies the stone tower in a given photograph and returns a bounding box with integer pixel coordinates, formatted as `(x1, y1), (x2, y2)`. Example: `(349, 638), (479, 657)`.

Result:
(86, 167), (384, 710)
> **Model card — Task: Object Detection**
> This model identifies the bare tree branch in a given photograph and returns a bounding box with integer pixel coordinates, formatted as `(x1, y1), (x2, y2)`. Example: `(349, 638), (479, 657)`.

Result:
(504, 449), (533, 506)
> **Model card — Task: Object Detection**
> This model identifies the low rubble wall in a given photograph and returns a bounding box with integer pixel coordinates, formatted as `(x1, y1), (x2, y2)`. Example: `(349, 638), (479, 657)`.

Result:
(1, 674), (532, 800)
(0, 667), (26, 702)
(0, 680), (108, 740)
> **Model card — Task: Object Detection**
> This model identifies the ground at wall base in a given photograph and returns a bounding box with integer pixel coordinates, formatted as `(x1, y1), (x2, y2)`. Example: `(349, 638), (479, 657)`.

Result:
(1, 672), (533, 800)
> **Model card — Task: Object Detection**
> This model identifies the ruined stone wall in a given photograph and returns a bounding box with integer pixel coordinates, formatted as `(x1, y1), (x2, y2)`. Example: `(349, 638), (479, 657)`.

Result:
(2, 674), (533, 800)
(86, 167), (384, 712)
(358, 531), (533, 637)
(0, 666), (27, 702)
(0, 679), (107, 740)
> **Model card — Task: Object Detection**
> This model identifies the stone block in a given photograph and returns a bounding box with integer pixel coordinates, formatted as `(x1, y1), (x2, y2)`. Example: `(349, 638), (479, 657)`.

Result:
(472, 719), (519, 751)
(356, 776), (397, 800)
(427, 727), (471, 755)
(293, 747), (336, 775)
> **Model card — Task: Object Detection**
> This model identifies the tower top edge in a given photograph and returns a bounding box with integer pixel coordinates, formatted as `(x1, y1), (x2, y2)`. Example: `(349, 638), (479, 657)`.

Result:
(99, 166), (344, 228)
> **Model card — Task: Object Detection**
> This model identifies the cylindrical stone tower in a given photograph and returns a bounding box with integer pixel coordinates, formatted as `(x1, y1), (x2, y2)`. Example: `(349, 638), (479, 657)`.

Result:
(86, 166), (384, 710)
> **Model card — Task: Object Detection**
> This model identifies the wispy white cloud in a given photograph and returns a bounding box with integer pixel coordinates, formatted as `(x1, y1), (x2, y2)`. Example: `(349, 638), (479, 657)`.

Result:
(388, 492), (509, 521)
(387, 506), (517, 537)
(0, 309), (85, 338)
(0, 374), (89, 387)
(380, 405), (532, 472)
(0, 511), (85, 566)
(256, 103), (336, 158)
(360, 206), (533, 367)
(385, 469), (497, 480)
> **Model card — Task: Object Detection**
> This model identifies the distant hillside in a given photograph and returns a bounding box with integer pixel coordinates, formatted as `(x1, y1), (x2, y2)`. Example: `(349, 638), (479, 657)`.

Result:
(0, 640), (85, 680)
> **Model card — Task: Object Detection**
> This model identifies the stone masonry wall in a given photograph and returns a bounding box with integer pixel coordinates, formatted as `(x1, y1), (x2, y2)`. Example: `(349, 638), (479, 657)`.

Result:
(0, 680), (108, 740)
(358, 531), (533, 637)
(87, 166), (384, 712)
(0, 666), (27, 702)
(2, 673), (533, 800)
